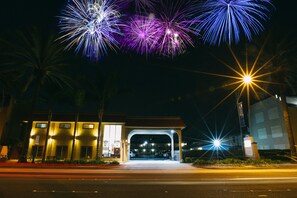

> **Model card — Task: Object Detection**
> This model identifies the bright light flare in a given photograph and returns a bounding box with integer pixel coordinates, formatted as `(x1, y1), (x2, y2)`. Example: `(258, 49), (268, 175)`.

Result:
(213, 139), (221, 148)
(183, 44), (277, 118)
(198, 117), (232, 159)
(243, 75), (252, 84)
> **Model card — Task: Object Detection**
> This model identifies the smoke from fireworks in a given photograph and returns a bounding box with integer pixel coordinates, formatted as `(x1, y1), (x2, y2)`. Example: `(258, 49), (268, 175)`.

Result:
(192, 0), (273, 46)
(58, 0), (122, 60)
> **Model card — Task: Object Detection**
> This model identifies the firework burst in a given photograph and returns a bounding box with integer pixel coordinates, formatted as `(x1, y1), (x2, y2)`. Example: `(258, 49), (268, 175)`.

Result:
(157, 1), (197, 57)
(58, 0), (122, 60)
(121, 15), (163, 55)
(193, 0), (273, 46)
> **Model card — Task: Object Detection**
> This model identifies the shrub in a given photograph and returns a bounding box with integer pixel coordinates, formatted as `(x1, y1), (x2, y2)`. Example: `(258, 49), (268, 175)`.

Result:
(193, 159), (216, 165)
(108, 160), (120, 165)
(219, 158), (244, 165)
(184, 157), (193, 163)
(45, 159), (107, 164)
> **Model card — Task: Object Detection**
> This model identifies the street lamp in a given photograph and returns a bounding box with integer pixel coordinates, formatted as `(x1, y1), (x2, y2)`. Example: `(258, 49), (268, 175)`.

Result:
(213, 139), (221, 148)
(243, 75), (252, 84)
(242, 73), (253, 132)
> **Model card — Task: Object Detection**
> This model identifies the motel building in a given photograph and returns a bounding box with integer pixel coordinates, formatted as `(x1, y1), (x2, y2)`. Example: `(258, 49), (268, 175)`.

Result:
(27, 113), (185, 162)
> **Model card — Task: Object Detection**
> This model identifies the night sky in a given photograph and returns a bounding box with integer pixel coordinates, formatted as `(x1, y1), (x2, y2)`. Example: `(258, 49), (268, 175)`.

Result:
(1, 0), (296, 142)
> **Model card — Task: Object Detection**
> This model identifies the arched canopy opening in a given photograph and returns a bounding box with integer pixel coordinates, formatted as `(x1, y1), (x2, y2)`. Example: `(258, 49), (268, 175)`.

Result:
(129, 134), (172, 160)
(127, 129), (178, 161)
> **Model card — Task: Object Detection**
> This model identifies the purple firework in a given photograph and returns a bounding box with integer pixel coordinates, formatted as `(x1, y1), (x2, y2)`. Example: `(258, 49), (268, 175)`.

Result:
(121, 15), (164, 55)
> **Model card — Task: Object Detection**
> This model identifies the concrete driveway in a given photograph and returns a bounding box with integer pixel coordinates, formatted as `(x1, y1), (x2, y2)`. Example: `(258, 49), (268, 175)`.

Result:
(120, 160), (196, 170)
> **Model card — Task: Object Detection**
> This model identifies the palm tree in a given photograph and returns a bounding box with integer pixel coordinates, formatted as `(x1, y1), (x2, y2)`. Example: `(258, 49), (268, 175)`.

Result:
(70, 89), (86, 161)
(250, 26), (297, 155)
(86, 68), (118, 161)
(2, 27), (72, 162)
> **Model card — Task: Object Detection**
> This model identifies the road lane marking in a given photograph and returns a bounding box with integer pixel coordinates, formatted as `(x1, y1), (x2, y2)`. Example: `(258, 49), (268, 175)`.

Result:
(32, 190), (100, 194)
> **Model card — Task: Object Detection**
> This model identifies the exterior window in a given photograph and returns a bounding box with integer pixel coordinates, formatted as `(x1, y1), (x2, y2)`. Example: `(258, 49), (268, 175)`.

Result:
(103, 125), (121, 158)
(59, 123), (71, 129)
(35, 123), (47, 128)
(80, 146), (92, 159)
(259, 145), (270, 150)
(257, 128), (267, 139)
(255, 112), (264, 124)
(31, 146), (43, 157)
(56, 146), (68, 160)
(271, 125), (283, 138)
(268, 107), (279, 120)
(274, 144), (286, 149)
(83, 124), (94, 129)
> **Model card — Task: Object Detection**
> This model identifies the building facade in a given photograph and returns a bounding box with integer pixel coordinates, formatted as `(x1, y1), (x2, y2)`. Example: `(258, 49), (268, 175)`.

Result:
(250, 96), (297, 150)
(27, 113), (185, 162)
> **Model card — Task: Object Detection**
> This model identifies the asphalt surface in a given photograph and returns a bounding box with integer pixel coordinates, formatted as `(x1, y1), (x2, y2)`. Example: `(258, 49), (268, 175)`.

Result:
(0, 161), (297, 198)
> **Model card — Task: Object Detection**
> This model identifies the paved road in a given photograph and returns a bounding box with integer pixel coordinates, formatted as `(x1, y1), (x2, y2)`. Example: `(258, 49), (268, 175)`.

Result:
(0, 161), (297, 198)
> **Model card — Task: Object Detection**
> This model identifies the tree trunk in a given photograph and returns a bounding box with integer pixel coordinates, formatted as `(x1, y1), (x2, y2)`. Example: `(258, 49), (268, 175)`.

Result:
(70, 112), (79, 161)
(41, 110), (52, 163)
(18, 83), (42, 163)
(96, 98), (104, 161)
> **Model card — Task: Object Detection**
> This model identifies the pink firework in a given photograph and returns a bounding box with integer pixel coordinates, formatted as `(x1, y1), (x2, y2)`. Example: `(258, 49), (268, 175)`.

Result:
(157, 1), (197, 57)
(121, 15), (164, 55)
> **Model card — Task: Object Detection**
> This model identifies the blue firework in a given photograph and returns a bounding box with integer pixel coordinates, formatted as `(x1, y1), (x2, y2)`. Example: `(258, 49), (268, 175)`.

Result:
(193, 0), (273, 46)
(58, 0), (122, 60)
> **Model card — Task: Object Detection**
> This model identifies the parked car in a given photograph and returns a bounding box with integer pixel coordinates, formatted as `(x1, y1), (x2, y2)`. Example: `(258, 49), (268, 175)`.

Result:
(130, 151), (136, 157)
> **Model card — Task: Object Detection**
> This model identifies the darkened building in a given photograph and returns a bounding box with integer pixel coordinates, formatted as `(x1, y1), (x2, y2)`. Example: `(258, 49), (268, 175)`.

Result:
(250, 96), (297, 150)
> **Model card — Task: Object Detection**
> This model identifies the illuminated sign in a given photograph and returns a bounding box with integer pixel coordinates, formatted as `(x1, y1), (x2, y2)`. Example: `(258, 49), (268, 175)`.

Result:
(244, 140), (251, 148)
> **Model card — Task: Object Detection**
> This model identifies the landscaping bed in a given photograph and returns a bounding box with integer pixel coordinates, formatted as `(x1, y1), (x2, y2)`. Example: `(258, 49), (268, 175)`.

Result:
(191, 158), (296, 168)
(0, 159), (120, 169)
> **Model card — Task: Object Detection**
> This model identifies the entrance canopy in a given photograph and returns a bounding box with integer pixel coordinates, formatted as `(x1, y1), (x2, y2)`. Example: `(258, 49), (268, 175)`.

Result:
(123, 117), (185, 162)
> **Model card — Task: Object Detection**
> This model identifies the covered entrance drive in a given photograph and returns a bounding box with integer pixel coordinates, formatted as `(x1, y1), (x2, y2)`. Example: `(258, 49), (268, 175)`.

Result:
(128, 130), (180, 161)
(121, 117), (185, 162)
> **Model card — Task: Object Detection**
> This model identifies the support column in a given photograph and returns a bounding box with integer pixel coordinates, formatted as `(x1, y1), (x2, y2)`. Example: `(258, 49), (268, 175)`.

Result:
(178, 131), (183, 162)
(127, 140), (130, 162)
(170, 133), (174, 160)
